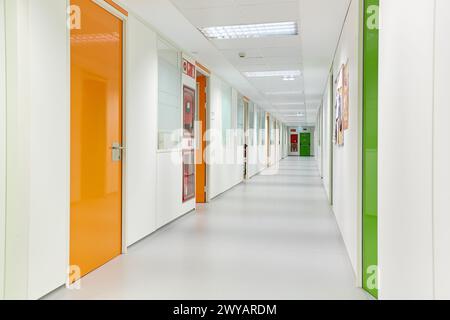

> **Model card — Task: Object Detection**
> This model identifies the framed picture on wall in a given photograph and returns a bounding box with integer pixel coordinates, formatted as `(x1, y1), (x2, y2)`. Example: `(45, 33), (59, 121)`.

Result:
(182, 85), (196, 202)
(183, 85), (195, 139)
(335, 64), (345, 146)
(343, 62), (350, 130)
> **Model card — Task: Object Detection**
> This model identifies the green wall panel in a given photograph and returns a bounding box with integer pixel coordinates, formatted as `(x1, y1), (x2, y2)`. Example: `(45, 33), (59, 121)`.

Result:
(362, 0), (379, 298)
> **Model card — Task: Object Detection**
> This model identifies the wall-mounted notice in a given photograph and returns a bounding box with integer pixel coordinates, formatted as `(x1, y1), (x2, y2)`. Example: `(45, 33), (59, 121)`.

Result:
(343, 63), (350, 130)
(182, 85), (196, 202)
(182, 59), (196, 79)
(335, 64), (346, 146)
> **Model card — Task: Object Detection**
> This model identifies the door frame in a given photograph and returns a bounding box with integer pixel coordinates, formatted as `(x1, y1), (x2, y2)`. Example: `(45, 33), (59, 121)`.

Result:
(243, 97), (249, 180)
(195, 63), (210, 203)
(101, 0), (128, 255)
(0, 0), (5, 299)
(70, 0), (129, 261)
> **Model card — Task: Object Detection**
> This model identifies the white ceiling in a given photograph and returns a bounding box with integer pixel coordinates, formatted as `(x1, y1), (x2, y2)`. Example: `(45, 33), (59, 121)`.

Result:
(119, 0), (351, 126)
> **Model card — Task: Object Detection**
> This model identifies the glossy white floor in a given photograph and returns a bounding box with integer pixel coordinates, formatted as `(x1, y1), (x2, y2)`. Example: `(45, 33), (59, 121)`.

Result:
(45, 157), (368, 300)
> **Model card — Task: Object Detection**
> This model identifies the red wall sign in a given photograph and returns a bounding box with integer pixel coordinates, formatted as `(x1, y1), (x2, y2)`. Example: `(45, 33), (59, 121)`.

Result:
(183, 59), (196, 79)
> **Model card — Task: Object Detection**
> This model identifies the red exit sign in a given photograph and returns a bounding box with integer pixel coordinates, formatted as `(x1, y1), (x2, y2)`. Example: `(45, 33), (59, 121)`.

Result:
(183, 59), (196, 79)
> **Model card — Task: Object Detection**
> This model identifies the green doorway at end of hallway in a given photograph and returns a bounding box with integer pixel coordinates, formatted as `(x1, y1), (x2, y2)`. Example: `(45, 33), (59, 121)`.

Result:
(300, 132), (311, 157)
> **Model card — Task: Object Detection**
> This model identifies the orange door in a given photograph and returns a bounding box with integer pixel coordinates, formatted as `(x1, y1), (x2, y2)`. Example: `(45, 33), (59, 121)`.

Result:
(70, 0), (123, 279)
(196, 75), (207, 203)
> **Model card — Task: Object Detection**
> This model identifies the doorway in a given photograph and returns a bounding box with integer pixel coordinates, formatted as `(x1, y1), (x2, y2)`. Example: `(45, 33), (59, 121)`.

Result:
(243, 99), (249, 180)
(196, 74), (207, 203)
(70, 0), (124, 279)
(300, 132), (311, 157)
(290, 133), (298, 154)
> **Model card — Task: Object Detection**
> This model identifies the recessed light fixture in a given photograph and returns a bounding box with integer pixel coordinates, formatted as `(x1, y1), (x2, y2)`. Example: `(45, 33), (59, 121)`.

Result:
(199, 22), (298, 40)
(282, 75), (296, 81)
(243, 70), (301, 78)
(265, 91), (303, 95)
(285, 113), (305, 117)
(273, 102), (305, 106)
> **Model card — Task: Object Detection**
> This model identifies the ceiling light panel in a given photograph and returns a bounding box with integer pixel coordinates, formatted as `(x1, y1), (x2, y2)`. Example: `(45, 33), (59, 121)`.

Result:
(200, 22), (298, 40)
(273, 102), (305, 106)
(243, 70), (301, 78)
(265, 91), (304, 95)
(282, 76), (296, 81)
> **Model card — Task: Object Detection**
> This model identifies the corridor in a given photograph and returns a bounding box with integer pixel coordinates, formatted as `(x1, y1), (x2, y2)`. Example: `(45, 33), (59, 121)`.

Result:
(45, 157), (367, 300)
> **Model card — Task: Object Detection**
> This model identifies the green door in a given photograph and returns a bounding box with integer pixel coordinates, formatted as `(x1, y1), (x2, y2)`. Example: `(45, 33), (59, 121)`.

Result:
(362, 0), (379, 299)
(299, 133), (311, 157)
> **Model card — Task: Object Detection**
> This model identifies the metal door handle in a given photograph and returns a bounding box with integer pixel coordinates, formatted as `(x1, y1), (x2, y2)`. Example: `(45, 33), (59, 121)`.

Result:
(111, 143), (125, 161)
(111, 145), (126, 150)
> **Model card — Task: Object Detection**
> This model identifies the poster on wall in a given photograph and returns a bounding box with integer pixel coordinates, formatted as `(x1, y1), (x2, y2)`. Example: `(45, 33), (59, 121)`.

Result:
(183, 86), (195, 140)
(183, 85), (196, 202)
(334, 64), (345, 146)
(343, 63), (350, 130)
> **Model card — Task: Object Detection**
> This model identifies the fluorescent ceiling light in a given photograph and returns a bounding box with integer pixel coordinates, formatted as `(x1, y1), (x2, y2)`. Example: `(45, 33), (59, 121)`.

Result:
(243, 70), (301, 78)
(266, 91), (303, 95)
(284, 113), (305, 117)
(273, 102), (305, 106)
(200, 22), (298, 40)
(282, 75), (296, 81)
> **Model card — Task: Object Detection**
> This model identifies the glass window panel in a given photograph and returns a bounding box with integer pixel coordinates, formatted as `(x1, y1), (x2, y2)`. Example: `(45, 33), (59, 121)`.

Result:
(237, 95), (244, 146)
(248, 102), (255, 146)
(221, 82), (232, 145)
(260, 111), (266, 145)
(158, 39), (181, 150)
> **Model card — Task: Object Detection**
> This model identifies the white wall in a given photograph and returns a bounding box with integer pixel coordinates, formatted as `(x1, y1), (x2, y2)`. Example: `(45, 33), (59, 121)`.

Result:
(269, 120), (276, 167)
(4, 0), (69, 299)
(314, 111), (321, 172)
(27, 0), (69, 300)
(0, 0), (6, 300)
(378, 0), (436, 300)
(156, 54), (196, 228)
(322, 75), (333, 201)
(247, 105), (266, 178)
(157, 151), (192, 227)
(125, 15), (158, 246)
(247, 105), (257, 178)
(433, 0), (450, 300)
(378, 0), (435, 299)
(330, 0), (361, 274)
(281, 124), (288, 159)
(309, 128), (315, 157)
(208, 76), (243, 199)
(379, 0), (450, 300)
(4, 0), (30, 298)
